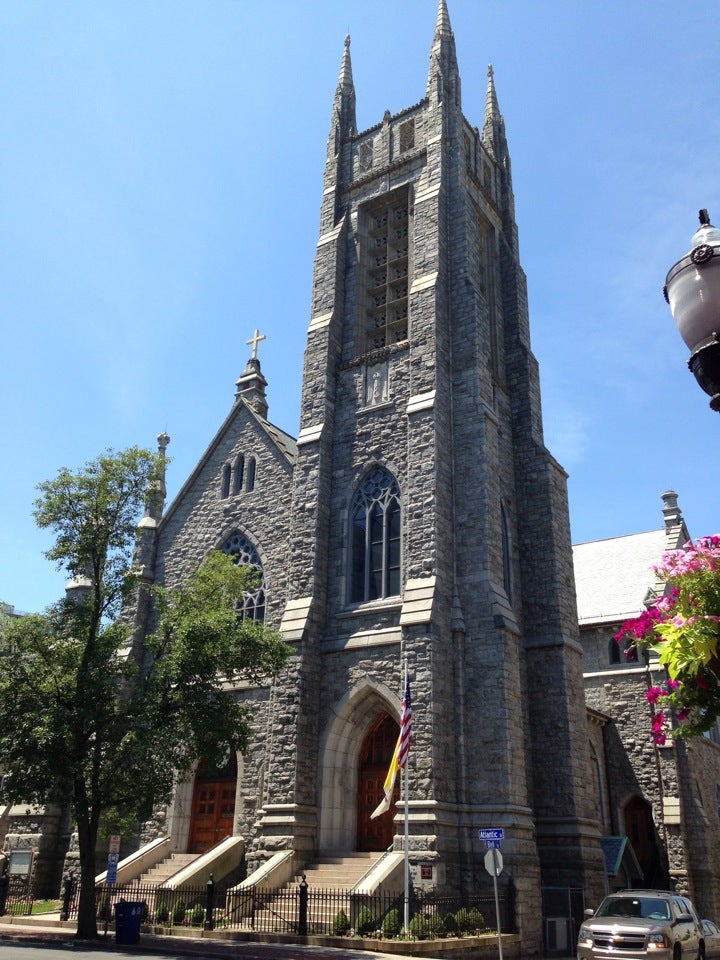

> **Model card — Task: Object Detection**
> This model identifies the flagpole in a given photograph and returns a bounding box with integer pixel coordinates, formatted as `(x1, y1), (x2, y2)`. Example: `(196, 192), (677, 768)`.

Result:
(403, 657), (409, 936)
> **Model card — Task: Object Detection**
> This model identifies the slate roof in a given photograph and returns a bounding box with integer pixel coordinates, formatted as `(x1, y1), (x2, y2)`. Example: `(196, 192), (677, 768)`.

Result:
(572, 529), (667, 626)
(600, 835), (643, 880)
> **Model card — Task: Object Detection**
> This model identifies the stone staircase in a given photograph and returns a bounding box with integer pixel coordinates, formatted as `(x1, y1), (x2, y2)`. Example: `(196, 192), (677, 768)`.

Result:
(238, 852), (382, 934)
(292, 851), (380, 890)
(137, 852), (200, 887)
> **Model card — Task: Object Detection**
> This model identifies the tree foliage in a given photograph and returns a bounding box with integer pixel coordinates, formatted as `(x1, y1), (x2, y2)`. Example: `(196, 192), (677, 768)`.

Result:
(0, 448), (289, 938)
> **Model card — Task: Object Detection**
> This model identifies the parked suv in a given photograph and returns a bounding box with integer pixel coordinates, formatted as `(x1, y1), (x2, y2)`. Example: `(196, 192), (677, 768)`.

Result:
(577, 890), (705, 960)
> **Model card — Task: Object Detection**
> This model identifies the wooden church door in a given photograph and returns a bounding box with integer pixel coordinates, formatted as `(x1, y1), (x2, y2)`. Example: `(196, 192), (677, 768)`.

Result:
(188, 752), (237, 854)
(357, 714), (399, 852)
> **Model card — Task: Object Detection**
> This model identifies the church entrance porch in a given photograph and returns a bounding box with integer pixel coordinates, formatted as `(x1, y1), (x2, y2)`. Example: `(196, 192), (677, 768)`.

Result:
(188, 753), (238, 854)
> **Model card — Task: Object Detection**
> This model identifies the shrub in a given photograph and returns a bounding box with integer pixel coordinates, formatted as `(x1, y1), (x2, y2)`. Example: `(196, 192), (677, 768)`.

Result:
(355, 905), (375, 936)
(154, 901), (169, 924)
(190, 903), (205, 926)
(382, 907), (402, 938)
(409, 913), (429, 939)
(425, 912), (446, 939)
(96, 896), (110, 920)
(455, 906), (484, 934)
(332, 908), (350, 935)
(172, 899), (187, 925)
(443, 911), (458, 936)
(409, 912), (445, 940)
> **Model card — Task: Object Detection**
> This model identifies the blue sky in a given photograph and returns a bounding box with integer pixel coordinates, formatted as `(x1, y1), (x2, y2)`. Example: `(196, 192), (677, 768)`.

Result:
(2, 0), (720, 614)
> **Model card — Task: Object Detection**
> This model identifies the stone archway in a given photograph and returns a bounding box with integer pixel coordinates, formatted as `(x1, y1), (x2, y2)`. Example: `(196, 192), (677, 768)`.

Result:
(317, 679), (400, 852)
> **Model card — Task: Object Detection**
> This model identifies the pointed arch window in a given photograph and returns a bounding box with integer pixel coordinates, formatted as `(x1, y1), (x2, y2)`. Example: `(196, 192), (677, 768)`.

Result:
(221, 463), (231, 499)
(233, 455), (245, 495)
(610, 635), (638, 665)
(349, 467), (401, 603)
(246, 457), (256, 492)
(220, 531), (265, 622)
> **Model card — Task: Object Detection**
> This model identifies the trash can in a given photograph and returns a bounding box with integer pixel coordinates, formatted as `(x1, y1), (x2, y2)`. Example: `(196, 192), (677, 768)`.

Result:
(114, 901), (143, 944)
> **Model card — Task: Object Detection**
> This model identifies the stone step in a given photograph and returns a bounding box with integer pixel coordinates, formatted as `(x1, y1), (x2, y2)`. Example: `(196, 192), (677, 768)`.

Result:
(138, 853), (200, 886)
(291, 852), (381, 890)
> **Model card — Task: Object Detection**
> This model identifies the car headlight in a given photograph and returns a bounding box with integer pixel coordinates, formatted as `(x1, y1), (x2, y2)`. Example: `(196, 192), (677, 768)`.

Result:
(647, 933), (670, 950)
(578, 926), (593, 948)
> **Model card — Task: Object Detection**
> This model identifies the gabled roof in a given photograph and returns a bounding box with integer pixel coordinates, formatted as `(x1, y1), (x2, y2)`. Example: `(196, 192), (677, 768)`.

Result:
(572, 529), (667, 626)
(159, 398), (296, 530)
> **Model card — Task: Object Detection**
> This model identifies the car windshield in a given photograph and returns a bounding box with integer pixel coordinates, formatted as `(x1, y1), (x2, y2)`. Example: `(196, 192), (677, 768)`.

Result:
(595, 897), (671, 921)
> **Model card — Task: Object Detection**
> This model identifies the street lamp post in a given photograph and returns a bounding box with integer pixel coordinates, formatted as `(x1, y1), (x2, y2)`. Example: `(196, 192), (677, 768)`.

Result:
(664, 209), (720, 411)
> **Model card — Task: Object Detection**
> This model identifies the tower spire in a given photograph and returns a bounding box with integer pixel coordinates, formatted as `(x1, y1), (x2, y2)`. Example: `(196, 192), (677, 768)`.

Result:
(481, 64), (515, 224)
(332, 34), (356, 140)
(426, 0), (460, 106)
(483, 64), (502, 133)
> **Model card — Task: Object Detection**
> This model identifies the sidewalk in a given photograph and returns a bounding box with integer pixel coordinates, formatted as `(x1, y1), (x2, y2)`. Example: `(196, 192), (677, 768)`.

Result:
(0, 913), (452, 960)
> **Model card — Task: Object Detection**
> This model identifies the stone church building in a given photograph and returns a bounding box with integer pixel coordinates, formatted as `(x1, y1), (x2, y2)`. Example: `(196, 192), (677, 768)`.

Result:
(133, 1), (608, 944)
(5, 0), (720, 948)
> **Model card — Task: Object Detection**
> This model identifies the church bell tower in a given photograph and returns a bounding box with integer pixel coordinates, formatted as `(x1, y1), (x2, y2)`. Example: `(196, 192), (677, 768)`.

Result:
(259, 0), (606, 943)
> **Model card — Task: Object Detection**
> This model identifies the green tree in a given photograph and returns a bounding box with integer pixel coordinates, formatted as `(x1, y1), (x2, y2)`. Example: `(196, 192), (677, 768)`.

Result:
(0, 448), (289, 939)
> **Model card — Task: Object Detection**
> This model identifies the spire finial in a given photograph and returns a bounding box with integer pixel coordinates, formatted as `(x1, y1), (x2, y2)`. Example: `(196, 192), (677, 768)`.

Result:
(434, 0), (453, 38)
(246, 328), (266, 360)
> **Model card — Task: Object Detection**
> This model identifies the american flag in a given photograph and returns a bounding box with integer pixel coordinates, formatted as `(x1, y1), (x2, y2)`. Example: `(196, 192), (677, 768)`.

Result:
(396, 678), (413, 769)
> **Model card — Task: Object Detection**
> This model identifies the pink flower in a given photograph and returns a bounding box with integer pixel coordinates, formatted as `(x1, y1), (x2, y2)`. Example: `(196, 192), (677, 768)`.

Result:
(652, 711), (666, 729)
(645, 687), (663, 704)
(676, 709), (691, 721)
(651, 711), (667, 745)
(696, 675), (710, 690)
(666, 678), (680, 691)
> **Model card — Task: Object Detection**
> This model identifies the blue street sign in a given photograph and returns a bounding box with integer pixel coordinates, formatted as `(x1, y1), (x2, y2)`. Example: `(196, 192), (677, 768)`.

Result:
(485, 840), (502, 849)
(478, 828), (504, 841)
(106, 851), (119, 885)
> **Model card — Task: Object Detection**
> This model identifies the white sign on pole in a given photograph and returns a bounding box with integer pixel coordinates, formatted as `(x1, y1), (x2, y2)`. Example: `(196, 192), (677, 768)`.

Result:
(484, 848), (503, 877)
(483, 847), (504, 960)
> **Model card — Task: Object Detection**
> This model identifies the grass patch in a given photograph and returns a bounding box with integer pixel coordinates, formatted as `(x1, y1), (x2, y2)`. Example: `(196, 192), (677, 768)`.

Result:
(32, 900), (61, 914)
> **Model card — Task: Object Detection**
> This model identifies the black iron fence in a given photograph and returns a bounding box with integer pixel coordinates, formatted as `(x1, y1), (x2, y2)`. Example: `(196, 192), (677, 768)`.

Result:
(0, 875), (35, 917)
(53, 878), (514, 939)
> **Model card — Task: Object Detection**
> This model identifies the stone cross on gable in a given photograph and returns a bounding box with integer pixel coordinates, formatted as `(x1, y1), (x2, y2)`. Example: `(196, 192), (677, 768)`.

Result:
(246, 328), (266, 360)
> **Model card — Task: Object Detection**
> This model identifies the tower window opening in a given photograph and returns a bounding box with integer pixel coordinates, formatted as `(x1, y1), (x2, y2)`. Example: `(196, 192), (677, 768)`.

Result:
(359, 187), (410, 352)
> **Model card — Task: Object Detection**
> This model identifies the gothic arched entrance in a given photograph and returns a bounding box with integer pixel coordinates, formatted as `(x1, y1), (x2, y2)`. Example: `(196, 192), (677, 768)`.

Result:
(624, 795), (660, 885)
(188, 752), (238, 854)
(357, 714), (399, 851)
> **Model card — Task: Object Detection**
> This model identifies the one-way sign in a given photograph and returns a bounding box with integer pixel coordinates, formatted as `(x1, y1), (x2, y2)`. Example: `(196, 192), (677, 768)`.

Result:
(478, 828), (504, 841)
